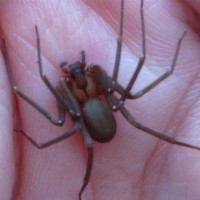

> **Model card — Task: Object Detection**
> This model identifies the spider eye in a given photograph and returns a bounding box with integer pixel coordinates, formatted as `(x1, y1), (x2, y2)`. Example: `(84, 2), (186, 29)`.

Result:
(70, 66), (84, 78)
(68, 62), (88, 91)
(69, 62), (84, 78)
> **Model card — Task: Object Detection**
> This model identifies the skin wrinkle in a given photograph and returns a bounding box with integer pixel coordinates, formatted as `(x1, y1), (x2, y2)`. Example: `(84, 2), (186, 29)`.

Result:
(139, 74), (200, 199)
(131, 2), (200, 197)
(176, 76), (200, 130)
(140, 83), (200, 200)
(7, 35), (38, 76)
(167, 74), (200, 138)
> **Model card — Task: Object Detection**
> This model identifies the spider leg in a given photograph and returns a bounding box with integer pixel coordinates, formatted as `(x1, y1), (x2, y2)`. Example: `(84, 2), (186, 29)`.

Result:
(79, 142), (93, 200)
(59, 77), (82, 116)
(104, 93), (200, 150)
(15, 87), (67, 125)
(113, 31), (186, 100)
(35, 26), (79, 118)
(116, 96), (200, 151)
(2, 40), (66, 126)
(35, 25), (63, 102)
(110, 0), (146, 111)
(111, 0), (185, 110)
(89, 0), (145, 103)
(14, 79), (83, 148)
(14, 74), (84, 150)
(60, 76), (94, 200)
(77, 121), (94, 200)
(111, 0), (124, 85)
(15, 124), (79, 149)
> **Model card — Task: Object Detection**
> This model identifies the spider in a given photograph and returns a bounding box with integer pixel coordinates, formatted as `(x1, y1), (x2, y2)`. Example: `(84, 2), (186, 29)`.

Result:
(2, 0), (200, 200)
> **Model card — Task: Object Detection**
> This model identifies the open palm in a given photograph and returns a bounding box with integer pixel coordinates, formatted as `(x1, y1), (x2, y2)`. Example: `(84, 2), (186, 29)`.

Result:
(0, 0), (200, 200)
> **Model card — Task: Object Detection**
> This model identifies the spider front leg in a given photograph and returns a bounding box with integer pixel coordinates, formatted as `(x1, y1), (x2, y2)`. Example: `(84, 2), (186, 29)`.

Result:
(35, 26), (79, 118)
(111, 0), (124, 84)
(88, 0), (145, 102)
(110, 0), (146, 111)
(114, 31), (186, 100)
(2, 40), (66, 126)
(110, 0), (186, 111)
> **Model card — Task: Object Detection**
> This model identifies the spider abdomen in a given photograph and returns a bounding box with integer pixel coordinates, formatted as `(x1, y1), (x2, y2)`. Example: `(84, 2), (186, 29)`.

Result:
(82, 98), (116, 143)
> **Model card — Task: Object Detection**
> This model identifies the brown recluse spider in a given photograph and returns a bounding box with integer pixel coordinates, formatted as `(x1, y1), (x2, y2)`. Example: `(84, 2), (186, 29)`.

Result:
(2, 0), (200, 199)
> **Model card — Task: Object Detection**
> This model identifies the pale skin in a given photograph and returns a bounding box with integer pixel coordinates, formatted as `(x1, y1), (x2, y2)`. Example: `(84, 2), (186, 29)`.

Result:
(0, 0), (200, 200)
